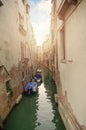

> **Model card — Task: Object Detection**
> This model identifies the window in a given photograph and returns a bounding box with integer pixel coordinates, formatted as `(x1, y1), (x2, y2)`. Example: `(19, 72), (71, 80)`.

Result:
(19, 13), (24, 25)
(26, 4), (30, 14)
(22, 0), (25, 4)
(19, 13), (27, 35)
(26, 70), (27, 75)
(22, 72), (24, 79)
(6, 80), (10, 89)
(21, 42), (25, 60)
(0, 0), (3, 7)
(60, 25), (65, 60)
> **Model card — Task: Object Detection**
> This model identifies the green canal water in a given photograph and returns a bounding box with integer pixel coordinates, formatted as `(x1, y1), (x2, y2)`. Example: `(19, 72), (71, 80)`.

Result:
(4, 70), (66, 130)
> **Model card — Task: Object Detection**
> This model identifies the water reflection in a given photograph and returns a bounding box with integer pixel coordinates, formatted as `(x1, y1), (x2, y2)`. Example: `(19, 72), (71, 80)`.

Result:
(4, 70), (66, 130)
(35, 83), (56, 130)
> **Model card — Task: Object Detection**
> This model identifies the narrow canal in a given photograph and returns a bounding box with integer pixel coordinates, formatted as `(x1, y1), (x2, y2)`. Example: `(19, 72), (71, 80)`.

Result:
(4, 70), (66, 130)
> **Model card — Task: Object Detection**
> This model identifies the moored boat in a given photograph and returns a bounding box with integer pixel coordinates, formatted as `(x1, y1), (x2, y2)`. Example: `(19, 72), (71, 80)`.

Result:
(24, 81), (37, 95)
(34, 72), (42, 83)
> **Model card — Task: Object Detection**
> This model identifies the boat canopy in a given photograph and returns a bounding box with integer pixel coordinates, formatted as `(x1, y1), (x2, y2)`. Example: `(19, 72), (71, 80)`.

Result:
(35, 73), (42, 79)
(25, 82), (37, 91)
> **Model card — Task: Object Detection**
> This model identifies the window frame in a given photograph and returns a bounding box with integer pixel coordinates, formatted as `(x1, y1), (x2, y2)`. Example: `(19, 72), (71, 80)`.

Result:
(60, 24), (66, 61)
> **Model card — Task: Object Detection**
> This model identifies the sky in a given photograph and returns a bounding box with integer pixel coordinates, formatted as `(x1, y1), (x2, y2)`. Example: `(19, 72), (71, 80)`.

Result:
(29, 0), (51, 46)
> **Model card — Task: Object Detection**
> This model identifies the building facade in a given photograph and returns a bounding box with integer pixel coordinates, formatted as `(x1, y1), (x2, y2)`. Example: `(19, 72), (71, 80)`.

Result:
(42, 35), (51, 69)
(50, 0), (86, 130)
(0, 0), (37, 120)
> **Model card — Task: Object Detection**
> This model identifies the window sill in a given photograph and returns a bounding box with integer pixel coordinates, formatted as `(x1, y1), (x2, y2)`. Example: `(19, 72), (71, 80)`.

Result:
(60, 59), (67, 63)
(68, 59), (73, 63)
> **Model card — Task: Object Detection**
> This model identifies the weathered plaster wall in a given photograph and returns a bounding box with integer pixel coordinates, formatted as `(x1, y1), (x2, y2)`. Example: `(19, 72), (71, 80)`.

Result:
(0, 0), (37, 121)
(58, 0), (86, 126)
(0, 0), (20, 70)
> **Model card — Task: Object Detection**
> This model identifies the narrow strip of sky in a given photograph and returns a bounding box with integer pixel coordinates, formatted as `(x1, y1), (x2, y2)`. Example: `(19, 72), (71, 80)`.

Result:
(29, 0), (51, 46)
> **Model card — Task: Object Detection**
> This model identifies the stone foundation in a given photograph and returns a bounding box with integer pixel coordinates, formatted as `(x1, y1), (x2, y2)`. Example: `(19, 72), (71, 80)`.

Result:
(0, 60), (33, 121)
(0, 84), (23, 121)
(55, 94), (86, 130)
(54, 70), (86, 130)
